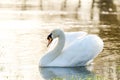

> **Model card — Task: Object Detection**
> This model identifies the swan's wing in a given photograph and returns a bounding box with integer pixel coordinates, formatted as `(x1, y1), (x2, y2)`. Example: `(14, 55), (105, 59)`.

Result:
(64, 31), (87, 48)
(48, 31), (87, 51)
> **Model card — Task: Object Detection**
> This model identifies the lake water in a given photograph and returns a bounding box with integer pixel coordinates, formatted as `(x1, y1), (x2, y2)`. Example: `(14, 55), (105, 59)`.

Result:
(0, 0), (120, 80)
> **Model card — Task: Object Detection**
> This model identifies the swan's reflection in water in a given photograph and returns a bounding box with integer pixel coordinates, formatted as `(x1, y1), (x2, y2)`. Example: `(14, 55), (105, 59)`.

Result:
(39, 66), (95, 80)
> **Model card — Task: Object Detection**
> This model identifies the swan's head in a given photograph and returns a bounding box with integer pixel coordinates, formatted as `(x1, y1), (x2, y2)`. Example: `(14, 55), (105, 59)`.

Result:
(47, 29), (63, 47)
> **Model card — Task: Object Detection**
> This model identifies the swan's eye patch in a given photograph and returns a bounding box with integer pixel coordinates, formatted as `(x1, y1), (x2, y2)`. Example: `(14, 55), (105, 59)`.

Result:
(47, 33), (52, 40)
(47, 33), (53, 47)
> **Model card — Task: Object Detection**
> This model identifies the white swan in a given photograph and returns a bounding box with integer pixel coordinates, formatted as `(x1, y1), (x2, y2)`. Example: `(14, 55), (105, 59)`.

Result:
(40, 29), (104, 67)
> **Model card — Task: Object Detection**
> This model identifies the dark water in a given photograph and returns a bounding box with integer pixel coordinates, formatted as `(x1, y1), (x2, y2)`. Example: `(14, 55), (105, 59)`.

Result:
(39, 67), (95, 80)
(0, 0), (120, 80)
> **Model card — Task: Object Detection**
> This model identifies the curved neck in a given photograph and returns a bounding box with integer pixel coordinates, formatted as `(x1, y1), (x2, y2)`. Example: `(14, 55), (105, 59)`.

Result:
(53, 31), (65, 54)
(40, 31), (65, 66)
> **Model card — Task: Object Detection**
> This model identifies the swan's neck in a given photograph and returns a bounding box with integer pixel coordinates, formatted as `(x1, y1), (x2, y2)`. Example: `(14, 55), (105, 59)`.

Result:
(40, 31), (65, 66)
(53, 32), (65, 55)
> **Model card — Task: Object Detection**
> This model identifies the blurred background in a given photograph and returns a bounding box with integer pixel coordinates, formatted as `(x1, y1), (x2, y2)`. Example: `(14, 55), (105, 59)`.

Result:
(0, 0), (120, 80)
(0, 0), (120, 24)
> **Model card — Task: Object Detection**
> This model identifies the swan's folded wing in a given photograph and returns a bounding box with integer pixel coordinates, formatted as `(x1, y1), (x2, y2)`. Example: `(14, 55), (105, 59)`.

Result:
(64, 31), (87, 46)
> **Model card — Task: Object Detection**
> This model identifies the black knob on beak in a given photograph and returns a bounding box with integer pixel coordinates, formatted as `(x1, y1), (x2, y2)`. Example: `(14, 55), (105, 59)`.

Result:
(47, 33), (53, 47)
(47, 33), (52, 40)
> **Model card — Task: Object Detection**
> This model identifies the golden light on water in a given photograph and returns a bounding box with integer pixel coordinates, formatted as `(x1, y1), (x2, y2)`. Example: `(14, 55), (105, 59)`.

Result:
(0, 21), (43, 80)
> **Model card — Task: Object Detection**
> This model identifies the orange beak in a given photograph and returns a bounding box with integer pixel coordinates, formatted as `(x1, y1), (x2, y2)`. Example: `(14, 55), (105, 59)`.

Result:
(47, 38), (53, 47)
